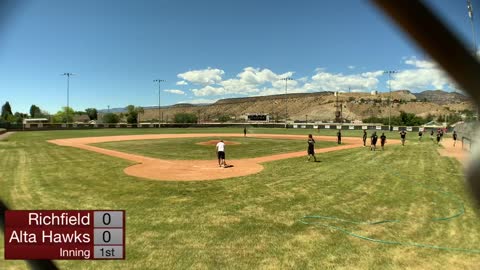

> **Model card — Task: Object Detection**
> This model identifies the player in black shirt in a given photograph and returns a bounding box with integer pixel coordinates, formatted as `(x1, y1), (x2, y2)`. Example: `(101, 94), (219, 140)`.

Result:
(430, 129), (434, 141)
(380, 133), (387, 150)
(337, 130), (342, 144)
(362, 130), (367, 147)
(370, 132), (378, 151)
(418, 130), (423, 141)
(436, 132), (441, 144)
(399, 129), (407, 146)
(307, 134), (317, 162)
(453, 130), (457, 147)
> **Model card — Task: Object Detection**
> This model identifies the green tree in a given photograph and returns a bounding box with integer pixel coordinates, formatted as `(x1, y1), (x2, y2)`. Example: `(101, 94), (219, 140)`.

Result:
(446, 113), (462, 125)
(174, 113), (198, 123)
(13, 112), (28, 123)
(53, 107), (75, 123)
(1, 101), (13, 120)
(85, 108), (98, 120)
(102, 113), (120, 124)
(124, 105), (144, 124)
(217, 114), (231, 123)
(29, 105), (42, 118)
(424, 113), (434, 122)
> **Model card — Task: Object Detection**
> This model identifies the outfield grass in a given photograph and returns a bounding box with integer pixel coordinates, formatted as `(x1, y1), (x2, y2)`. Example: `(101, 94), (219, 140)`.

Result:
(93, 137), (337, 160)
(1, 128), (478, 269)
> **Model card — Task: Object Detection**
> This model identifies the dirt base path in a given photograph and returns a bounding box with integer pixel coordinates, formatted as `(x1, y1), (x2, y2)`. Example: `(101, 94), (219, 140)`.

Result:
(438, 138), (470, 166)
(49, 134), (400, 181)
(0, 131), (15, 141)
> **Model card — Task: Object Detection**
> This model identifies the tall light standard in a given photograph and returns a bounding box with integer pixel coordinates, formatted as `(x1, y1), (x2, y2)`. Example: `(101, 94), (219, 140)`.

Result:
(467, 0), (479, 121)
(383, 70), (397, 131)
(280, 77), (293, 128)
(61, 73), (75, 125)
(153, 79), (165, 127)
(467, 0), (477, 54)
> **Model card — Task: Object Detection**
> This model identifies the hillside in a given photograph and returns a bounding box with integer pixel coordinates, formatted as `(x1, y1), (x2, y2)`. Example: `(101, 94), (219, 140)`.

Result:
(100, 90), (475, 123)
(413, 90), (470, 105)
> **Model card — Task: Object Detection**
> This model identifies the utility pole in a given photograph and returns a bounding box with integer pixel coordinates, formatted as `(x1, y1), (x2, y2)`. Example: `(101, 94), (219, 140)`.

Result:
(61, 73), (75, 125)
(467, 0), (477, 54)
(280, 77), (293, 128)
(467, 0), (480, 121)
(384, 70), (397, 131)
(153, 79), (165, 127)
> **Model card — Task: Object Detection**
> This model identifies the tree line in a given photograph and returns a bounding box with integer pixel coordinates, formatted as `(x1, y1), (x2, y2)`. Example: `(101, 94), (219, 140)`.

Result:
(0, 101), (99, 124)
(362, 111), (464, 126)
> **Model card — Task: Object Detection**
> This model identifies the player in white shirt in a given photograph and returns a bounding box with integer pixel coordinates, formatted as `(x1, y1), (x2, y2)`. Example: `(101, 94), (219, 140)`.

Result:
(216, 140), (226, 167)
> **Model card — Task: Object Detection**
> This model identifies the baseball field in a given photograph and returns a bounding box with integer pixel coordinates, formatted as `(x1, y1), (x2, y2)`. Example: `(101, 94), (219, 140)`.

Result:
(1, 128), (479, 269)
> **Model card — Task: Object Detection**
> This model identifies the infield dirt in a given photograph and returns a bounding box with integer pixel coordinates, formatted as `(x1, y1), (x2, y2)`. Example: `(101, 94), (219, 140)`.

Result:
(49, 134), (400, 181)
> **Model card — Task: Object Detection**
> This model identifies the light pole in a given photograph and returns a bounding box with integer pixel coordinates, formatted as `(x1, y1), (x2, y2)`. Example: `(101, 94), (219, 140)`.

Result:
(280, 77), (293, 128)
(467, 0), (477, 54)
(61, 73), (75, 125)
(153, 79), (165, 127)
(467, 0), (480, 121)
(384, 70), (397, 131)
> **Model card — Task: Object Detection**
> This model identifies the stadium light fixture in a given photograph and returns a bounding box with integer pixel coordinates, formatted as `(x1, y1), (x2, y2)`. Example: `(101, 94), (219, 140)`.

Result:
(467, 0), (477, 54)
(280, 77), (293, 128)
(61, 73), (76, 125)
(153, 79), (166, 127)
(467, 0), (480, 121)
(383, 70), (397, 131)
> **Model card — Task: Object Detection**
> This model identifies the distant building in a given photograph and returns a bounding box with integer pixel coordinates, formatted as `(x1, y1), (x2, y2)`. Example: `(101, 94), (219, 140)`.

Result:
(73, 115), (90, 123)
(370, 90), (378, 95)
(23, 118), (49, 125)
(246, 114), (269, 122)
(423, 120), (445, 129)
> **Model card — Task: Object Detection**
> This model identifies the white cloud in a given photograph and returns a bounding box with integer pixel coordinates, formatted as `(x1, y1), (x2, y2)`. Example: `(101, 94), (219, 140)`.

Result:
(389, 58), (454, 91)
(304, 70), (382, 92)
(187, 67), (297, 97)
(171, 58), (456, 100)
(176, 80), (188, 86)
(361, 71), (384, 78)
(177, 68), (224, 85)
(236, 67), (279, 85)
(191, 85), (226, 97)
(351, 89), (367, 93)
(164, 89), (185, 95)
(178, 98), (218, 104)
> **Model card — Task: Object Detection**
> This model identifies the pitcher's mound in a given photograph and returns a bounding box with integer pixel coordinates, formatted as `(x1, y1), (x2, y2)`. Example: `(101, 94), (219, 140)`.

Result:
(196, 140), (241, 146)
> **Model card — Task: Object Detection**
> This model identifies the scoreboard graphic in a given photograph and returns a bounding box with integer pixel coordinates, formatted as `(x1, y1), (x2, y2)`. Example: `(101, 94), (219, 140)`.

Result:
(247, 114), (269, 122)
(4, 210), (125, 260)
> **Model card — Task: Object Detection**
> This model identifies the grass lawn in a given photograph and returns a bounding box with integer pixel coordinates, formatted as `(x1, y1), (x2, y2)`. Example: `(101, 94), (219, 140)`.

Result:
(1, 128), (478, 269)
(93, 137), (337, 160)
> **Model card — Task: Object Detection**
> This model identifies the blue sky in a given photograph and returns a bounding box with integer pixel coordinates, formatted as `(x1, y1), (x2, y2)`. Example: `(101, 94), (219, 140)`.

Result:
(0, 0), (478, 114)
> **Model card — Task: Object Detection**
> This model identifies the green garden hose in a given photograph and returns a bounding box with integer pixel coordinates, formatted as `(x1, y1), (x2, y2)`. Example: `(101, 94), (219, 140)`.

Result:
(300, 156), (480, 254)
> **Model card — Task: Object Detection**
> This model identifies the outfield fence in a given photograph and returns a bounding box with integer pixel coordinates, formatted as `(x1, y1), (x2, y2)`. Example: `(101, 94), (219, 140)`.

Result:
(455, 122), (478, 152)
(0, 122), (443, 132)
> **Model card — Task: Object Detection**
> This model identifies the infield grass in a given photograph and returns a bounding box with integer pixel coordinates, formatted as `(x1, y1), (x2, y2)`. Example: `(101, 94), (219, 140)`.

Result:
(93, 137), (337, 160)
(0, 128), (478, 270)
